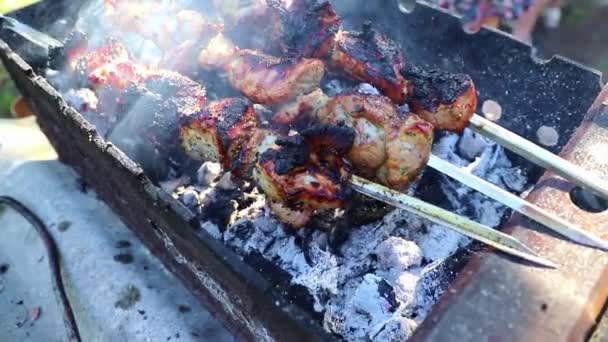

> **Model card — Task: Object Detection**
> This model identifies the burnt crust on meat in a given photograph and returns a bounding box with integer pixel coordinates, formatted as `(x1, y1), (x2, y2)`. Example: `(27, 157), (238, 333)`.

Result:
(207, 98), (252, 152)
(179, 98), (261, 178)
(400, 64), (473, 112)
(142, 72), (207, 117)
(259, 135), (309, 175)
(274, 0), (341, 57)
(300, 124), (355, 155)
(330, 22), (408, 103)
(341, 22), (404, 84)
(237, 52), (299, 76)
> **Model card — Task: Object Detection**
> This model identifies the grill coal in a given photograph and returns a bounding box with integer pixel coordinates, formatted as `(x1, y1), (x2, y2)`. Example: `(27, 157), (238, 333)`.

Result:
(2, 1), (607, 341)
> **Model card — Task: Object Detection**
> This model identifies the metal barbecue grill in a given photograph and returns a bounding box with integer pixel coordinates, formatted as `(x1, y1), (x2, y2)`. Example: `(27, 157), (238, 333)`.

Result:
(2, 1), (608, 341)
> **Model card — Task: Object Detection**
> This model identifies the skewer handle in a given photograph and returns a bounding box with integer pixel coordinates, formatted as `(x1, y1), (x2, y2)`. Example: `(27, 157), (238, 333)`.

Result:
(349, 176), (556, 268)
(428, 155), (608, 250)
(469, 114), (608, 199)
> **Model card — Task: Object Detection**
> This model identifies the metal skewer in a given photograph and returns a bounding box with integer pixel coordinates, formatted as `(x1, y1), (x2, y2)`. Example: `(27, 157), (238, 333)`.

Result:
(469, 114), (608, 199)
(350, 175), (557, 268)
(428, 155), (608, 250)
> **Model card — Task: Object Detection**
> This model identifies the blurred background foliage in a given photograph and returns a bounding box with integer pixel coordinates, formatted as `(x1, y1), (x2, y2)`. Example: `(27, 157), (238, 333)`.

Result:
(0, 0), (41, 118)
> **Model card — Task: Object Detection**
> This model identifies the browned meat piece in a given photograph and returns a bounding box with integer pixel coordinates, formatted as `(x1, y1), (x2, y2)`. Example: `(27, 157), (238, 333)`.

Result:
(141, 70), (207, 117)
(254, 134), (352, 228)
(224, 50), (325, 105)
(327, 24), (409, 104)
(272, 88), (329, 130)
(266, 200), (312, 228)
(401, 65), (477, 132)
(376, 114), (434, 191)
(179, 98), (264, 178)
(315, 94), (433, 190)
(316, 94), (395, 175)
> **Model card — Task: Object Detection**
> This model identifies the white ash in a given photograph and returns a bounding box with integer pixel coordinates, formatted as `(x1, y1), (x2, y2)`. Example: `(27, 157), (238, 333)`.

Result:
(172, 115), (529, 341)
(375, 237), (423, 271)
(292, 244), (339, 312)
(433, 129), (528, 228)
(458, 128), (487, 160)
(323, 79), (375, 97)
(344, 274), (400, 339)
(391, 271), (420, 313)
(197, 162), (222, 186)
(416, 224), (469, 262)
(253, 104), (274, 124)
(323, 79), (347, 97)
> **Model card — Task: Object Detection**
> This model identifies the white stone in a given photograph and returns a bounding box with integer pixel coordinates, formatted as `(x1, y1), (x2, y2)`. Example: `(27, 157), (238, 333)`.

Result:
(392, 272), (420, 308)
(375, 237), (423, 271)
(372, 317), (417, 342)
(197, 162), (222, 186)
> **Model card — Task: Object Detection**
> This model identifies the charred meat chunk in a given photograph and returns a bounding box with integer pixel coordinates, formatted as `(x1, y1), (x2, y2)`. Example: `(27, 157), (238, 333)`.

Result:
(254, 131), (352, 228)
(300, 124), (356, 156)
(274, 0), (342, 57)
(179, 98), (264, 178)
(141, 71), (207, 117)
(401, 64), (477, 132)
(328, 23), (409, 104)
(223, 2), (284, 55)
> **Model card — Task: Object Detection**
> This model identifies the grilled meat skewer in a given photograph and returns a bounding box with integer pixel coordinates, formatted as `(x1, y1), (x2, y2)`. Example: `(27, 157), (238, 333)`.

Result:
(66, 38), (350, 227)
(57, 35), (564, 264)
(274, 90), (434, 190)
(180, 97), (353, 227)
(100, 0), (477, 133)
(222, 0), (478, 132)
